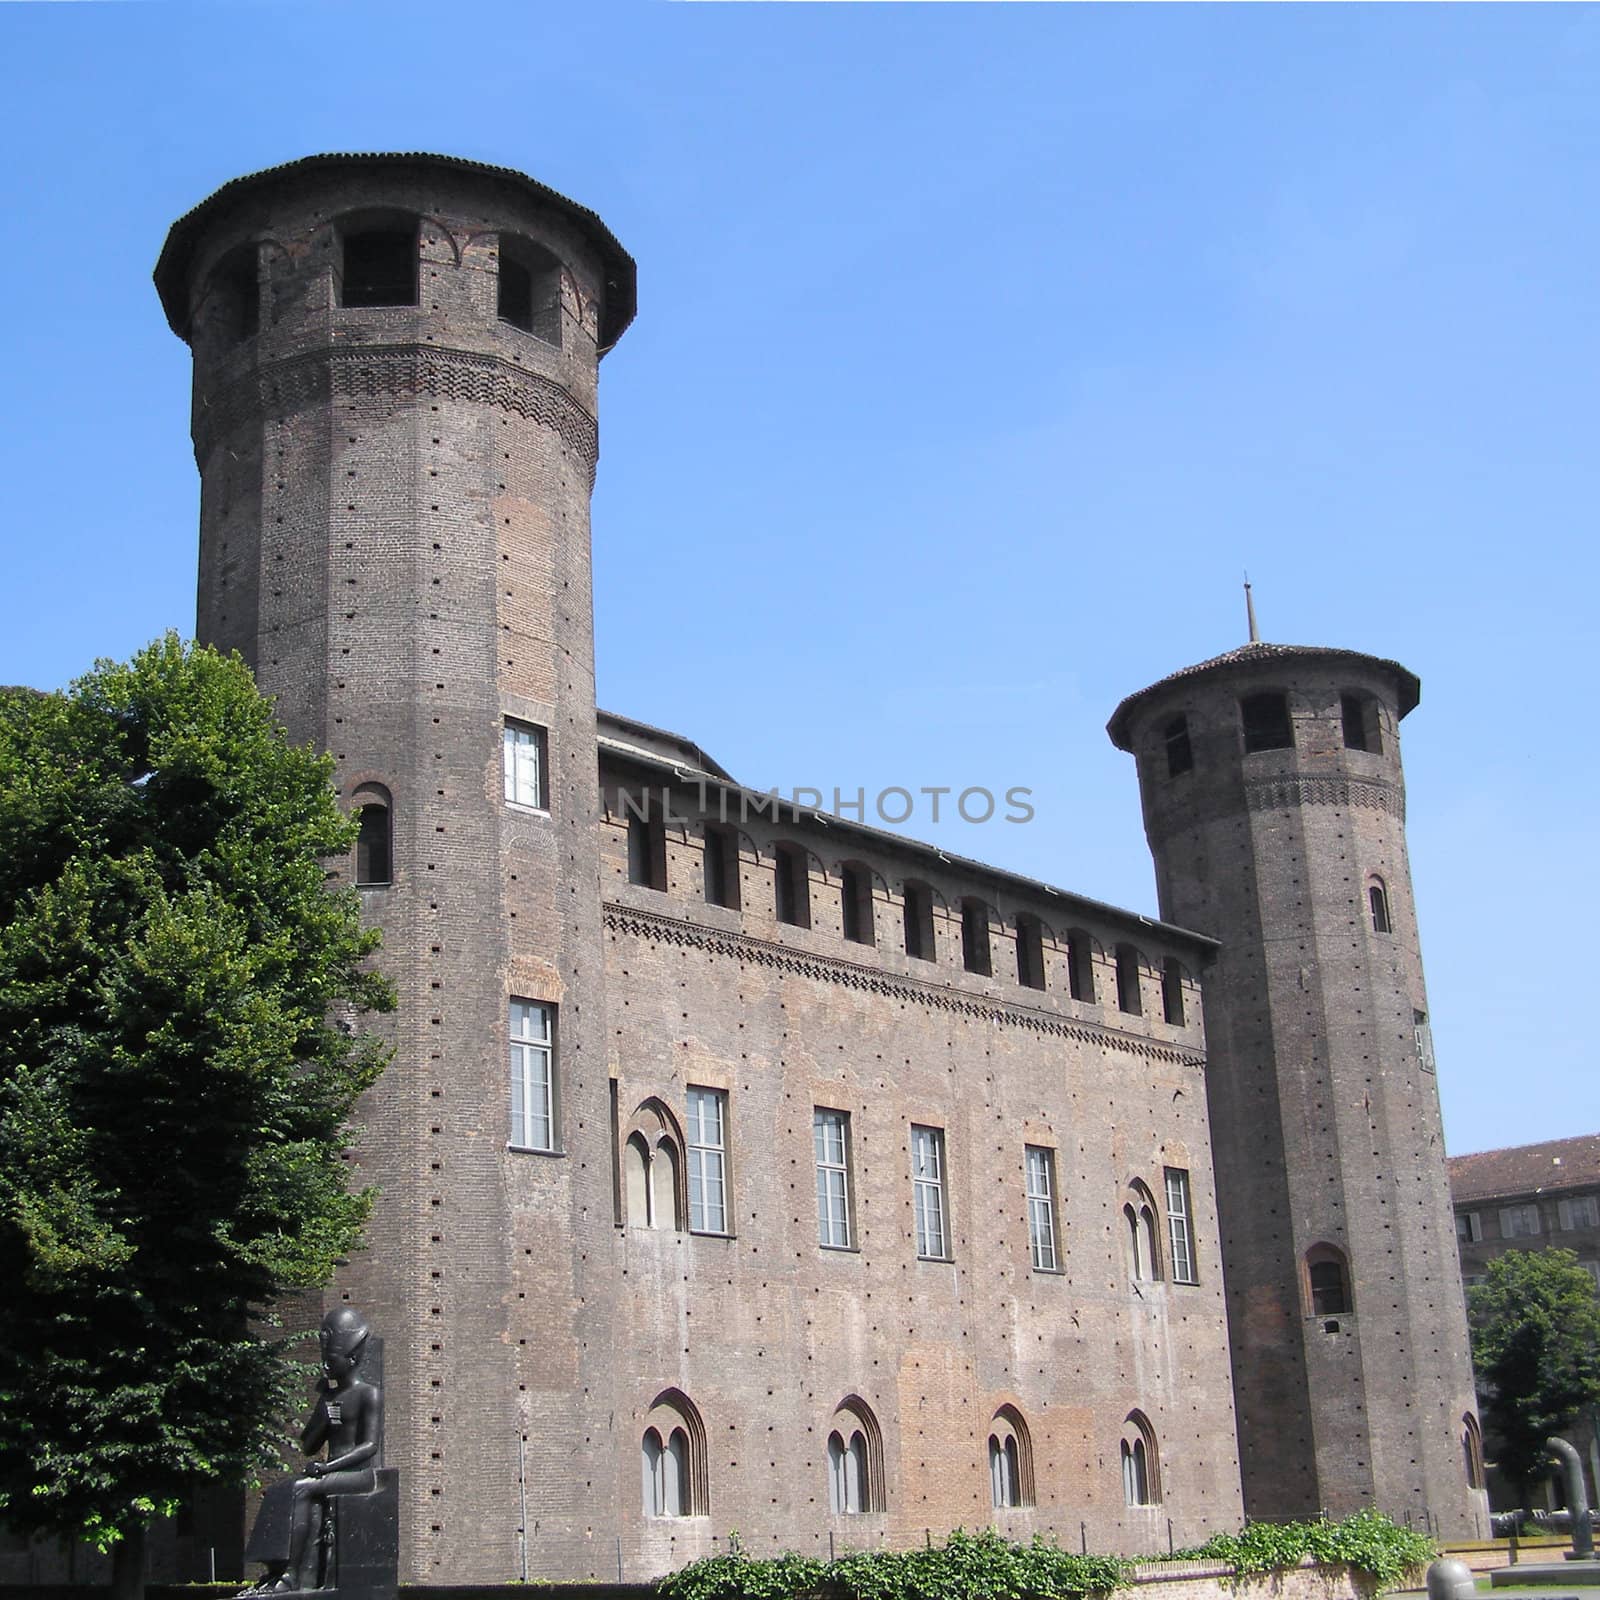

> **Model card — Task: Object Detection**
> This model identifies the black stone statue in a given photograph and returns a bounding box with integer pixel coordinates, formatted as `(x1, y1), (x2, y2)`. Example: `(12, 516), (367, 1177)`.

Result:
(240, 1307), (398, 1597)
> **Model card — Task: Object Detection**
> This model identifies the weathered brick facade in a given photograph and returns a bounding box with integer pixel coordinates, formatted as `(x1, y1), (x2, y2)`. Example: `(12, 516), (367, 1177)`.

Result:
(141, 155), (1476, 1585)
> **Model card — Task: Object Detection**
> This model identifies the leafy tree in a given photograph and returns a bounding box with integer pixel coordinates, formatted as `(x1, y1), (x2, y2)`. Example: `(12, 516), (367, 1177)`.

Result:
(1469, 1247), (1600, 1509)
(0, 637), (392, 1598)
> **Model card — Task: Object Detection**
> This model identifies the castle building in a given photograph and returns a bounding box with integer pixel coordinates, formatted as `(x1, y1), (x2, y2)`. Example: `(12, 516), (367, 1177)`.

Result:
(141, 154), (1486, 1585)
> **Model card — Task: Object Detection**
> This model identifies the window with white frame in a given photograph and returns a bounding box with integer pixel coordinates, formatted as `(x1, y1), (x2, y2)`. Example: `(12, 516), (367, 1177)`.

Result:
(502, 719), (548, 810)
(686, 1087), (729, 1234)
(1500, 1203), (1541, 1239)
(1025, 1146), (1059, 1272)
(815, 1108), (853, 1250)
(1165, 1167), (1197, 1284)
(508, 1000), (555, 1151)
(1559, 1195), (1600, 1231)
(911, 1125), (949, 1260)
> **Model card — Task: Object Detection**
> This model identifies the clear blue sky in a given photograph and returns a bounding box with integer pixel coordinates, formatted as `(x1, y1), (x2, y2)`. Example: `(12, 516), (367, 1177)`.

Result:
(2, 2), (1595, 1157)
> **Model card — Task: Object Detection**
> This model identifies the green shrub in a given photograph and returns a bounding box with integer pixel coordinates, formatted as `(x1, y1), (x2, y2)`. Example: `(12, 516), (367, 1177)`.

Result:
(1188, 1509), (1436, 1589)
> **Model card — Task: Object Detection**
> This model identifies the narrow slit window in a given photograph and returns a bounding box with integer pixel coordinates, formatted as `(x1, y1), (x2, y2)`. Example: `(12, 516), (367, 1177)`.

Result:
(1369, 881), (1391, 934)
(1164, 715), (1193, 777)
(1015, 914), (1046, 990)
(1066, 930), (1095, 1003)
(1115, 944), (1143, 1015)
(1161, 958), (1185, 1025)
(774, 843), (811, 928)
(841, 863), (874, 946)
(1241, 691), (1294, 753)
(903, 881), (936, 961)
(628, 809), (667, 891)
(703, 823), (740, 910)
(961, 898), (991, 976)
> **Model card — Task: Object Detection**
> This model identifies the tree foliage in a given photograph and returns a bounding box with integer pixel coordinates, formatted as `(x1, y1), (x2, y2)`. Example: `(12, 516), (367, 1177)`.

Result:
(1469, 1247), (1600, 1503)
(0, 637), (392, 1567)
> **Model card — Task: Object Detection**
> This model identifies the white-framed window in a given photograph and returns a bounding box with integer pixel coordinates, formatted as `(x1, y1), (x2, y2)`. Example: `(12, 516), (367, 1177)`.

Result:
(911, 1124), (949, 1260)
(502, 718), (548, 810)
(815, 1109), (853, 1250)
(1165, 1167), (1197, 1284)
(508, 1000), (555, 1152)
(1456, 1211), (1482, 1244)
(1025, 1146), (1058, 1272)
(1558, 1195), (1600, 1231)
(1500, 1203), (1541, 1239)
(686, 1087), (728, 1234)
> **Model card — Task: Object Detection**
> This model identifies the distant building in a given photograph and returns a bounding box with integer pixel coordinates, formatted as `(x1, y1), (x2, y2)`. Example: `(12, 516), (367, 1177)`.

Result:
(1449, 1134), (1600, 1508)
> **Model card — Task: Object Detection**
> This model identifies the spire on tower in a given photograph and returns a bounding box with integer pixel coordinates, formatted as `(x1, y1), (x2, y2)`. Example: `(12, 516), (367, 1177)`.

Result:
(1244, 573), (1260, 643)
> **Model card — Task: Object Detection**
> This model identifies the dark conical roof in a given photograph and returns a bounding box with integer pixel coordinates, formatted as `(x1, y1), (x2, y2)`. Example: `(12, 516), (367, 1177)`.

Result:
(154, 152), (636, 349)
(1106, 641), (1420, 750)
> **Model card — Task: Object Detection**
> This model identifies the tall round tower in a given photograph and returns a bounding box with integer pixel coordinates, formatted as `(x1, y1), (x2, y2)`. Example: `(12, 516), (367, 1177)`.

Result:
(156, 155), (635, 1582)
(1108, 640), (1486, 1536)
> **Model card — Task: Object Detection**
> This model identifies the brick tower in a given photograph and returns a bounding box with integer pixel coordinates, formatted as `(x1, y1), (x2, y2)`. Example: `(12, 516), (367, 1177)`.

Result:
(156, 155), (635, 1582)
(1108, 639), (1487, 1536)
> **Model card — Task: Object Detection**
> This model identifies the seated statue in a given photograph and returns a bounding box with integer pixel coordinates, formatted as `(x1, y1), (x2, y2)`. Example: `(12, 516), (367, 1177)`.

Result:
(241, 1306), (383, 1594)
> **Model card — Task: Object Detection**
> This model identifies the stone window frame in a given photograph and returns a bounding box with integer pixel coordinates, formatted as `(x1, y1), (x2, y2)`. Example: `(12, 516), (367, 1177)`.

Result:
(988, 1405), (1036, 1510)
(641, 1388), (708, 1518)
(1120, 1411), (1161, 1507)
(508, 998), (557, 1154)
(1124, 1179), (1161, 1284)
(814, 1107), (855, 1251)
(1024, 1145), (1060, 1274)
(911, 1124), (951, 1262)
(826, 1396), (885, 1516)
(622, 1097), (687, 1232)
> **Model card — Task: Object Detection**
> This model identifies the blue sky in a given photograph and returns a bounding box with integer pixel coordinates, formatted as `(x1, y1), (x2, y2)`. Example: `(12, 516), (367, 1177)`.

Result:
(2, 2), (1595, 1157)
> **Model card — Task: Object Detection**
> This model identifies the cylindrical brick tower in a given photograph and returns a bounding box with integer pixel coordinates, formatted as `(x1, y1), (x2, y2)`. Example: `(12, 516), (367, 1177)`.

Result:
(1108, 640), (1486, 1536)
(155, 155), (636, 1582)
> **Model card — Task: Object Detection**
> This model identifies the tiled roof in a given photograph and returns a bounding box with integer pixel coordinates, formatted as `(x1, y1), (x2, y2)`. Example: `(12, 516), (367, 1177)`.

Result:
(153, 152), (637, 349)
(1106, 642), (1421, 750)
(1448, 1134), (1600, 1204)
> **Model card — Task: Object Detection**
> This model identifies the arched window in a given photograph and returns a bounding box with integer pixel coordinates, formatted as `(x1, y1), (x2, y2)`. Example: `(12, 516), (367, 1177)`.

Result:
(1115, 944), (1143, 1015)
(1164, 715), (1193, 778)
(774, 842), (811, 928)
(1241, 691), (1294, 753)
(1066, 929), (1096, 1003)
(338, 212), (419, 307)
(841, 862), (875, 946)
(623, 1100), (685, 1231)
(352, 783), (392, 887)
(988, 1406), (1035, 1510)
(826, 1397), (884, 1514)
(1368, 880), (1392, 935)
(1161, 957), (1185, 1026)
(1015, 914), (1046, 990)
(903, 880), (936, 962)
(1305, 1242), (1353, 1318)
(1121, 1412), (1160, 1506)
(1125, 1182), (1160, 1283)
(496, 233), (562, 345)
(1462, 1413), (1485, 1490)
(962, 898), (992, 976)
(641, 1390), (706, 1517)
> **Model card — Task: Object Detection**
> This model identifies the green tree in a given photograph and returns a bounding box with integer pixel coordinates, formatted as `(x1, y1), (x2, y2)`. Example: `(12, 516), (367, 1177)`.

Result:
(1469, 1247), (1600, 1509)
(0, 637), (392, 1598)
